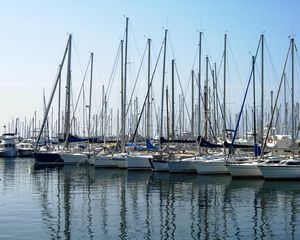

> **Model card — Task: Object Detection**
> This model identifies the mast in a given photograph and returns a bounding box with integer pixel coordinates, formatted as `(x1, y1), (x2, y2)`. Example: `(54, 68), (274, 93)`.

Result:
(260, 34), (264, 145)
(160, 29), (168, 146)
(213, 67), (217, 142)
(166, 87), (170, 141)
(291, 37), (295, 153)
(252, 56), (257, 155)
(191, 70), (194, 137)
(198, 32), (202, 137)
(171, 59), (175, 141)
(64, 34), (72, 148)
(223, 33), (227, 150)
(204, 56), (209, 140)
(35, 35), (70, 149)
(284, 73), (288, 134)
(88, 52), (94, 142)
(123, 17), (129, 147)
(57, 66), (61, 140)
(121, 40), (125, 152)
(146, 38), (151, 138)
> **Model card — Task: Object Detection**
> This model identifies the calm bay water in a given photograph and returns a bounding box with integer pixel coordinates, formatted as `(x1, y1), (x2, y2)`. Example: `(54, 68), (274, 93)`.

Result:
(1, 158), (300, 239)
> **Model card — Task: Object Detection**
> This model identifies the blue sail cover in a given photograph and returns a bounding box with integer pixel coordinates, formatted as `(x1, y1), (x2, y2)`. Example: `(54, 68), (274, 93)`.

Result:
(146, 138), (160, 151)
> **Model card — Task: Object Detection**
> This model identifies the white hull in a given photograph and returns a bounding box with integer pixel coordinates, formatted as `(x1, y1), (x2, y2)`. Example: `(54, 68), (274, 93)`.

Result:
(195, 158), (229, 175)
(150, 159), (169, 171)
(60, 153), (91, 165)
(112, 155), (127, 168)
(168, 159), (197, 173)
(259, 165), (300, 179)
(226, 162), (262, 177)
(126, 154), (152, 170)
(94, 155), (117, 168)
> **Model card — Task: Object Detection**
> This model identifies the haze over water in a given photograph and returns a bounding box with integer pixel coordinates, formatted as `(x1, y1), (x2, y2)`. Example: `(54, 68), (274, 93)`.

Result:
(0, 157), (299, 239)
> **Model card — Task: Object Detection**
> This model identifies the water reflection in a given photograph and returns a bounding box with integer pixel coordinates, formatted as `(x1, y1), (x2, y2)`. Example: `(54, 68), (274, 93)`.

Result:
(1, 158), (300, 239)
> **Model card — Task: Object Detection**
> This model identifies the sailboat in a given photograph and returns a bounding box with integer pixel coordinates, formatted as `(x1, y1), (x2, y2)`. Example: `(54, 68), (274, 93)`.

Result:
(194, 34), (229, 175)
(259, 38), (300, 179)
(94, 18), (130, 169)
(34, 34), (91, 165)
(226, 35), (264, 178)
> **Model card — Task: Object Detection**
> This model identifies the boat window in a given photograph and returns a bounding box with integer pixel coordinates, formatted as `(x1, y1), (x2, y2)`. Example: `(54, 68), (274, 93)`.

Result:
(286, 161), (300, 165)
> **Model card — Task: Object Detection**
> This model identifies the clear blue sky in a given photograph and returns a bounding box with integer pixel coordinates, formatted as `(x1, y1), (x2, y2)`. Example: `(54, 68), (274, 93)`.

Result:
(0, 0), (299, 135)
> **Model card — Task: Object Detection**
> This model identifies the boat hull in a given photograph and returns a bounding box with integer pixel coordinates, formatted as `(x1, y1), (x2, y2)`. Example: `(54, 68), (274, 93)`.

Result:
(259, 165), (300, 179)
(126, 154), (152, 170)
(226, 163), (262, 178)
(17, 149), (34, 157)
(196, 159), (229, 175)
(168, 160), (197, 173)
(94, 155), (117, 168)
(60, 153), (91, 165)
(150, 159), (169, 171)
(0, 148), (17, 157)
(34, 152), (63, 165)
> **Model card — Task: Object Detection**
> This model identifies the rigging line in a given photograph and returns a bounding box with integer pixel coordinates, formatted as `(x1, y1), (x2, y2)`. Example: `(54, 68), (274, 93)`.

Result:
(70, 56), (91, 131)
(295, 42), (300, 76)
(260, 43), (291, 157)
(174, 63), (191, 125)
(129, 21), (143, 65)
(95, 43), (121, 115)
(202, 35), (213, 62)
(130, 36), (165, 143)
(264, 37), (281, 85)
(229, 37), (262, 155)
(125, 40), (148, 117)
(194, 74), (215, 138)
(167, 31), (176, 60)
(191, 45), (199, 71)
(207, 59), (226, 126)
(72, 38), (85, 76)
(104, 43), (122, 102)
(228, 38), (245, 93)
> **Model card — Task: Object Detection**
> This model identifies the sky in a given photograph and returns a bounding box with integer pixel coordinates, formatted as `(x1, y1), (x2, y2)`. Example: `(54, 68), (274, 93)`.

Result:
(0, 0), (299, 136)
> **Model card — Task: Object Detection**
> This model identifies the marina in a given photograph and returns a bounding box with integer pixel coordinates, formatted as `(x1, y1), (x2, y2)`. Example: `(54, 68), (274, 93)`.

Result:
(1, 1), (300, 239)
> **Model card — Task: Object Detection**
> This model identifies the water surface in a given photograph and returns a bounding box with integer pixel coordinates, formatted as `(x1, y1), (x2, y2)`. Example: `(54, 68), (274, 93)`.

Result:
(0, 158), (299, 239)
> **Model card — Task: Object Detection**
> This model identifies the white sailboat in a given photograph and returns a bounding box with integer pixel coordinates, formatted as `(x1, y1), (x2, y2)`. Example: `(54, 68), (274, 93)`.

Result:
(259, 38), (300, 179)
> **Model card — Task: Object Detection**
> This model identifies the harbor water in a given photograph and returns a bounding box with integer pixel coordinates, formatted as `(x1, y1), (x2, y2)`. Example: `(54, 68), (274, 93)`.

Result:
(1, 157), (300, 239)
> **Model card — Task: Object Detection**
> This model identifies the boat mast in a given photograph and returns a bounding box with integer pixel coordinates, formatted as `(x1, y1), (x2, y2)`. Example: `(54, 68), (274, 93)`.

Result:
(260, 34), (264, 145)
(223, 34), (227, 154)
(252, 56), (257, 155)
(160, 29), (168, 147)
(291, 37), (295, 154)
(171, 59), (175, 141)
(191, 70), (195, 137)
(204, 56), (209, 140)
(198, 32), (202, 137)
(166, 87), (170, 141)
(57, 66), (61, 140)
(88, 52), (94, 143)
(124, 17), (129, 146)
(35, 35), (70, 149)
(146, 38), (151, 139)
(121, 40), (125, 152)
(64, 34), (72, 149)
